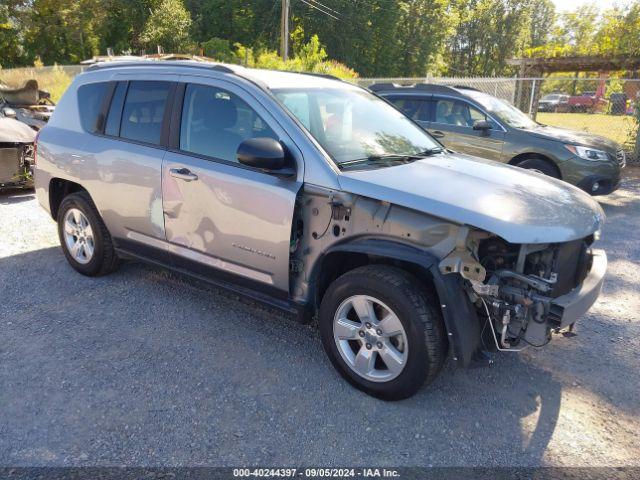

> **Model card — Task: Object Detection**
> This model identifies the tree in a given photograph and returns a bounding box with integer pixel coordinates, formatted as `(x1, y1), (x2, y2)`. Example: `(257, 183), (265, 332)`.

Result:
(528, 0), (555, 48)
(0, 3), (24, 68)
(22, 0), (103, 65)
(445, 0), (553, 76)
(94, 0), (160, 55)
(202, 37), (235, 62)
(140, 0), (193, 53)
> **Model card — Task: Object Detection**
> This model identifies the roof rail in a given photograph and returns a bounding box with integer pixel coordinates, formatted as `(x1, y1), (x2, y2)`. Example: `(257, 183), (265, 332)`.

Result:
(87, 60), (237, 74)
(368, 83), (401, 91)
(453, 85), (482, 92)
(298, 71), (342, 82)
(369, 83), (464, 95)
(414, 84), (461, 94)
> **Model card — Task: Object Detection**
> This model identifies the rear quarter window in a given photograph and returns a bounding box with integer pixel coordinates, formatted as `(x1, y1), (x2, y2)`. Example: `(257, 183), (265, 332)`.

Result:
(77, 82), (109, 133)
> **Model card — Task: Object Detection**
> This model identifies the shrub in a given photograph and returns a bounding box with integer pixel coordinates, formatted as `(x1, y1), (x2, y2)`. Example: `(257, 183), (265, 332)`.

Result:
(202, 37), (236, 63)
(228, 35), (358, 81)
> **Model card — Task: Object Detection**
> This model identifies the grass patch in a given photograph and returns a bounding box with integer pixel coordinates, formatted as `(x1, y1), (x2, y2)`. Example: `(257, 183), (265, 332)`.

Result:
(0, 65), (78, 103)
(537, 112), (637, 150)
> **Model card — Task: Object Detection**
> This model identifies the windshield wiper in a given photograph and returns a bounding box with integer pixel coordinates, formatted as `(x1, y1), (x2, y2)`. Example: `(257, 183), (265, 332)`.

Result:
(338, 148), (444, 168)
(415, 147), (445, 156)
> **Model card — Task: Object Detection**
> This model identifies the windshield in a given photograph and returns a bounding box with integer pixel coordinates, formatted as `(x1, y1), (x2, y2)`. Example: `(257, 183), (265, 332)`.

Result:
(465, 91), (538, 129)
(272, 87), (441, 166)
(542, 94), (559, 101)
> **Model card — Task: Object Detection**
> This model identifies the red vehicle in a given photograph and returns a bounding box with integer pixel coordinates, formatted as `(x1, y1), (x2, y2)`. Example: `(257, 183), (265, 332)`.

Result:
(568, 86), (607, 113)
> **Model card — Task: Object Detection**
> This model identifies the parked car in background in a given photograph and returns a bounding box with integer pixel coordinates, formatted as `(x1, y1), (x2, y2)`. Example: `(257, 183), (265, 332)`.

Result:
(567, 91), (607, 113)
(538, 93), (570, 112)
(373, 83), (625, 195)
(0, 79), (55, 131)
(0, 117), (36, 190)
(35, 61), (607, 399)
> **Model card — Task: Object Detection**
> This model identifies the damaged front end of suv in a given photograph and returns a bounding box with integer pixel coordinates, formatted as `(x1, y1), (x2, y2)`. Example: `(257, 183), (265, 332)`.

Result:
(440, 228), (606, 356)
(325, 151), (607, 368)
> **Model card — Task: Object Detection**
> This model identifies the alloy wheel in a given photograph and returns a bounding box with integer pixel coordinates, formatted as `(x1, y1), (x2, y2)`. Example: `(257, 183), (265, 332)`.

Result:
(63, 208), (95, 265)
(333, 295), (408, 382)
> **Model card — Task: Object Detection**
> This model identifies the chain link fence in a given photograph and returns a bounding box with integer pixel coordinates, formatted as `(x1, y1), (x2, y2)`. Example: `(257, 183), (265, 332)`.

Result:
(358, 76), (640, 163)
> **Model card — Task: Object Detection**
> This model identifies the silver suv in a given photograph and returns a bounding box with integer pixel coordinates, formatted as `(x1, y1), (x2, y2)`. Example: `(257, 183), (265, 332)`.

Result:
(35, 62), (607, 399)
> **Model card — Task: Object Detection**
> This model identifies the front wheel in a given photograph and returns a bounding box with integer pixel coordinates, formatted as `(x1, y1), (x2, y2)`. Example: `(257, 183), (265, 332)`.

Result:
(318, 265), (447, 400)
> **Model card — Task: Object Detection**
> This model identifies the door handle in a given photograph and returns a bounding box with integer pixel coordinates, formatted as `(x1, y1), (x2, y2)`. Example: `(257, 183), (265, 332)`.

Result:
(431, 130), (445, 138)
(169, 167), (198, 182)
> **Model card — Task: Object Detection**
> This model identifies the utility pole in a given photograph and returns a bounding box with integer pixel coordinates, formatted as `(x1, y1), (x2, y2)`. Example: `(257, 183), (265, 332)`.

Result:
(280, 0), (290, 61)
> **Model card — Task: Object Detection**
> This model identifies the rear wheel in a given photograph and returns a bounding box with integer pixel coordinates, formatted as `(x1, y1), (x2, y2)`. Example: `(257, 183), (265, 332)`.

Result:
(57, 192), (119, 276)
(319, 265), (447, 400)
(515, 157), (560, 178)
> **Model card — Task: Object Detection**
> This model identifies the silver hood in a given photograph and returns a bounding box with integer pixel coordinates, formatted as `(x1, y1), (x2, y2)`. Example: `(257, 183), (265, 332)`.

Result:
(338, 154), (604, 244)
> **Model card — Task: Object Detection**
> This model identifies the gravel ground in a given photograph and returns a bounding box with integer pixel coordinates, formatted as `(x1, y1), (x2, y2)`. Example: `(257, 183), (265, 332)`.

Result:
(1, 171), (639, 467)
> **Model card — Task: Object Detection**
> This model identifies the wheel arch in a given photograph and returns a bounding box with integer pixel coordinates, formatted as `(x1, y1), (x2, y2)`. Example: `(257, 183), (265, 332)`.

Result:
(309, 237), (481, 367)
(509, 152), (562, 178)
(49, 178), (87, 220)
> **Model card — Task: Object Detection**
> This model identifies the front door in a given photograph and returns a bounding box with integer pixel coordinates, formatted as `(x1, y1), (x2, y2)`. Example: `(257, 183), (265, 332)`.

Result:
(429, 97), (505, 161)
(161, 77), (302, 294)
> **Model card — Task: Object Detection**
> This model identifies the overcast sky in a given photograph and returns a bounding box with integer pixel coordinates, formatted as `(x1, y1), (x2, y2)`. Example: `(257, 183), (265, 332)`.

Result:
(552, 0), (635, 12)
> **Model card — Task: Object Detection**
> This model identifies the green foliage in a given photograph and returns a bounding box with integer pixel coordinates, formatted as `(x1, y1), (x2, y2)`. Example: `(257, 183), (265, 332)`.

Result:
(202, 37), (235, 62)
(2, 0), (640, 79)
(22, 0), (103, 65)
(140, 0), (193, 53)
(233, 35), (357, 80)
(0, 3), (25, 68)
(445, 0), (549, 76)
(525, 2), (640, 60)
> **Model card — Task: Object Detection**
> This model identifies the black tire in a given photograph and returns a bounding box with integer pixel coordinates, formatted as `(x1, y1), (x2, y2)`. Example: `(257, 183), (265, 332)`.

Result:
(515, 157), (560, 178)
(57, 191), (119, 276)
(318, 265), (448, 400)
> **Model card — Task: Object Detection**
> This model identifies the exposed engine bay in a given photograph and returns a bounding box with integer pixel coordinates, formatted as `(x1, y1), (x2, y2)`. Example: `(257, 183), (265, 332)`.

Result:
(0, 116), (36, 189)
(0, 142), (34, 188)
(442, 229), (596, 351)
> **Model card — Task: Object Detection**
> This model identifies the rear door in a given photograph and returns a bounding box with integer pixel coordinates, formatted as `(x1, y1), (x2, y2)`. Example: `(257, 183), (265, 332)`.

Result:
(79, 77), (177, 242)
(161, 76), (303, 295)
(429, 97), (505, 161)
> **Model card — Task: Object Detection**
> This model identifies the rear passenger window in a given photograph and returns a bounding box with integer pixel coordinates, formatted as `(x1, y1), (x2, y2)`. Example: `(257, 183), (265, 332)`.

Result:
(180, 84), (277, 163)
(120, 81), (171, 145)
(77, 82), (108, 132)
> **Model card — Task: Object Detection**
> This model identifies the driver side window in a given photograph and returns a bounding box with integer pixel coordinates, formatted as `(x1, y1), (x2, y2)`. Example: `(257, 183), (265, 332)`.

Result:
(180, 84), (278, 163)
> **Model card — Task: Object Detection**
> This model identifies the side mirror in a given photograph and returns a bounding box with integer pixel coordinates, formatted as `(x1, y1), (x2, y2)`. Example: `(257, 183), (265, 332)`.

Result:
(473, 120), (492, 131)
(237, 137), (294, 175)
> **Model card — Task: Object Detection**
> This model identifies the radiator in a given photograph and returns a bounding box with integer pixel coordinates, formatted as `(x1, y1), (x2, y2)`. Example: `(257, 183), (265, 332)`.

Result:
(0, 147), (22, 184)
